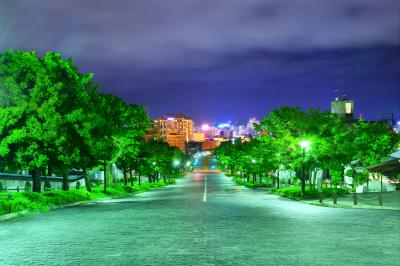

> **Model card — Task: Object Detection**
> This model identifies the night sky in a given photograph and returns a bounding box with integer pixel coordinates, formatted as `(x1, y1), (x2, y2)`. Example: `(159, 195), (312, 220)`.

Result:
(0, 0), (399, 123)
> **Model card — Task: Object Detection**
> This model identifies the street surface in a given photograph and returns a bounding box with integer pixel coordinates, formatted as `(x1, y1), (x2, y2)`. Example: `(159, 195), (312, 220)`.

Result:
(0, 172), (399, 265)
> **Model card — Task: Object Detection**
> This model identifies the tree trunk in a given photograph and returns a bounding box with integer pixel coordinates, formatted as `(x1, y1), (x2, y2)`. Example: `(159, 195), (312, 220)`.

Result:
(129, 171), (134, 186)
(32, 168), (41, 193)
(163, 175), (166, 184)
(62, 170), (69, 191)
(83, 167), (92, 192)
(123, 171), (128, 185)
(138, 173), (141, 186)
(103, 160), (107, 193)
(47, 165), (53, 177)
(109, 163), (114, 187)
(277, 171), (280, 189)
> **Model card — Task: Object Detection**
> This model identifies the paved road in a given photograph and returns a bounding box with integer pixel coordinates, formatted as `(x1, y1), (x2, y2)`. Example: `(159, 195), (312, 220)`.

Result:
(0, 172), (399, 265)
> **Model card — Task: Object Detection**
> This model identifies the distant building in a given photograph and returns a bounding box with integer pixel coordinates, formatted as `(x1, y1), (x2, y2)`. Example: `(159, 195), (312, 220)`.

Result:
(166, 134), (186, 151)
(185, 141), (202, 155)
(246, 117), (260, 135)
(193, 132), (205, 142)
(331, 95), (354, 121)
(201, 139), (220, 150)
(146, 114), (194, 152)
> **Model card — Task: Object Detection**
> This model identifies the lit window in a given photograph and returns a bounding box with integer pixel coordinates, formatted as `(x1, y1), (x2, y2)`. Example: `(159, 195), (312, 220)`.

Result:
(345, 102), (352, 114)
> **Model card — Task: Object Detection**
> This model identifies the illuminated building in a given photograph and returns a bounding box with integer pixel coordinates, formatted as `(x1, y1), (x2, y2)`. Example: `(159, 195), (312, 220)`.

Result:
(246, 117), (260, 135)
(331, 95), (354, 121)
(201, 139), (220, 150)
(149, 114), (194, 151)
(193, 132), (205, 142)
(166, 134), (186, 151)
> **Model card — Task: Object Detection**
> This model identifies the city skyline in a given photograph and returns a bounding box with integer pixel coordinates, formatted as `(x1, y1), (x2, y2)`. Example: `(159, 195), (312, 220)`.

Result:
(1, 1), (399, 122)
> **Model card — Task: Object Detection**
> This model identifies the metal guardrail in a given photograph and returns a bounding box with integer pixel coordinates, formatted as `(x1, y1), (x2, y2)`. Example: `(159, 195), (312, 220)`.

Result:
(0, 173), (84, 182)
(318, 192), (398, 206)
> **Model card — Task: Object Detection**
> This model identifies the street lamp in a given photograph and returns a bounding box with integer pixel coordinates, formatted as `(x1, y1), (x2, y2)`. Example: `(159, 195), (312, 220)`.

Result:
(299, 140), (311, 196)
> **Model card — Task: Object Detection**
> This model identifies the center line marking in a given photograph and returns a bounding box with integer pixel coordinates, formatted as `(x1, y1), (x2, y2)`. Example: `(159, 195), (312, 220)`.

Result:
(203, 175), (207, 202)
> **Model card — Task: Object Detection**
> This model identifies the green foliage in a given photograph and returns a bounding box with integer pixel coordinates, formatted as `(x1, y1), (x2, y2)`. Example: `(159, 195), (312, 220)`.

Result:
(0, 50), (153, 193)
(44, 180), (52, 190)
(214, 106), (399, 194)
(24, 181), (32, 192)
(233, 176), (272, 189)
(0, 179), (173, 216)
(271, 187), (348, 199)
(76, 181), (81, 190)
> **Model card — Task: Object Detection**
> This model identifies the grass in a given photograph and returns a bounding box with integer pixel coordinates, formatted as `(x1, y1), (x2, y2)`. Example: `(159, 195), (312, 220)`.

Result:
(270, 186), (348, 200)
(0, 179), (175, 216)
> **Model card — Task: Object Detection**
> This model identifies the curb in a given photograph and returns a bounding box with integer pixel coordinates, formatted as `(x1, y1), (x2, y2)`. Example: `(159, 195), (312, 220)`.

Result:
(301, 200), (400, 211)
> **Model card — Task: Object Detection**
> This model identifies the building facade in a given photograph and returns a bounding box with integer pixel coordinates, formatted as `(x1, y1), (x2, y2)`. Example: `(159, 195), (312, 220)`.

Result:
(331, 95), (354, 121)
(148, 114), (194, 152)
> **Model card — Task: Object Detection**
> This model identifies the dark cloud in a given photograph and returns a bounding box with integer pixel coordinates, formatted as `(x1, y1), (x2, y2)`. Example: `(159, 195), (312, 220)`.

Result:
(0, 0), (399, 121)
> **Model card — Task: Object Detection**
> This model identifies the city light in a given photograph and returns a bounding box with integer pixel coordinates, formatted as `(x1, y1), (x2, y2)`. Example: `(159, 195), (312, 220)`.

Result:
(186, 161), (191, 167)
(173, 160), (180, 166)
(201, 124), (210, 131)
(251, 159), (256, 163)
(218, 123), (230, 129)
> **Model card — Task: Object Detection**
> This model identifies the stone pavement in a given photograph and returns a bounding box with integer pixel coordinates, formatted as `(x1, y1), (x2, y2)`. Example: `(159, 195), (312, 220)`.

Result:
(0, 172), (399, 265)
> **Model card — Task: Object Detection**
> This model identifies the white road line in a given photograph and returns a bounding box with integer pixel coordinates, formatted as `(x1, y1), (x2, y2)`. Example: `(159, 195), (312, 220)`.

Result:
(203, 175), (207, 202)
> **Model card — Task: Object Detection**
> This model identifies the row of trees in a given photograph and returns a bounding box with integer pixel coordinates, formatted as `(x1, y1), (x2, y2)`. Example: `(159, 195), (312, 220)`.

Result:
(214, 107), (399, 195)
(0, 50), (183, 193)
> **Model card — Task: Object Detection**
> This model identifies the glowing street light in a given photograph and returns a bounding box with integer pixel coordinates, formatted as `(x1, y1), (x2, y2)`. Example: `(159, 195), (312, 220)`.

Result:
(152, 162), (156, 166)
(186, 161), (191, 167)
(251, 159), (256, 163)
(299, 140), (311, 196)
(174, 160), (180, 166)
(299, 140), (311, 151)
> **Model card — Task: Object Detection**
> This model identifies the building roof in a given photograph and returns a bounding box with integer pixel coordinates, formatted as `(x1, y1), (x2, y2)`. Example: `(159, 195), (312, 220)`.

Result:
(368, 158), (400, 177)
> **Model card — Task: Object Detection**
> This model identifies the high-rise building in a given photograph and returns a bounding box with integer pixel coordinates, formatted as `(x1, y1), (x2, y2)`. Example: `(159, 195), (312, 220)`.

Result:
(246, 117), (260, 135)
(150, 114), (194, 151)
(331, 95), (354, 121)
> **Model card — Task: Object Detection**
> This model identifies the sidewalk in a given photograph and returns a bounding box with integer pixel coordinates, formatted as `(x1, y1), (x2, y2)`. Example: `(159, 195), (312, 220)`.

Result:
(302, 191), (400, 211)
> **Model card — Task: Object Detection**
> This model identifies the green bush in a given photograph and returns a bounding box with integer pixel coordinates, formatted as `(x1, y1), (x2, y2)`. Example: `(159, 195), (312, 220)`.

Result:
(44, 180), (51, 191)
(24, 181), (32, 192)
(121, 185), (134, 193)
(0, 179), (174, 216)
(270, 186), (348, 199)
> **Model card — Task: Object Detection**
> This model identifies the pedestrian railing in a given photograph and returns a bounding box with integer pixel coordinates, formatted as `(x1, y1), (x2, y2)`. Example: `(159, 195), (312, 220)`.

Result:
(0, 187), (23, 192)
(318, 192), (399, 207)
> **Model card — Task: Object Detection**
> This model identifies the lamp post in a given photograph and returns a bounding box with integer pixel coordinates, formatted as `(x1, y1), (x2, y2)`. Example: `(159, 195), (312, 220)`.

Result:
(185, 161), (191, 173)
(299, 141), (311, 196)
(174, 160), (180, 174)
(251, 159), (257, 183)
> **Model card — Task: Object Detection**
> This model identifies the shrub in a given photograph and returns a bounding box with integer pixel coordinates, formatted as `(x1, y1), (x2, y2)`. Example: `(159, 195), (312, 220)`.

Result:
(121, 185), (134, 193)
(44, 180), (51, 191)
(24, 181), (32, 192)
(271, 186), (348, 199)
